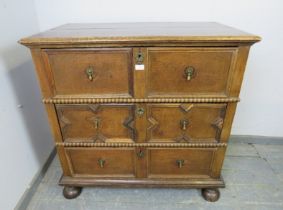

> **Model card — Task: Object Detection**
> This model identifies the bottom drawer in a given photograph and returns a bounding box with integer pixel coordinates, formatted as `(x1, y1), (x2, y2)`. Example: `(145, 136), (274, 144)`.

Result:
(66, 148), (136, 177)
(148, 148), (216, 178)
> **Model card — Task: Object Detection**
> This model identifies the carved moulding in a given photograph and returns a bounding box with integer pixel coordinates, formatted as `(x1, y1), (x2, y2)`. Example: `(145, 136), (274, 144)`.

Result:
(43, 97), (240, 104)
(56, 142), (227, 148)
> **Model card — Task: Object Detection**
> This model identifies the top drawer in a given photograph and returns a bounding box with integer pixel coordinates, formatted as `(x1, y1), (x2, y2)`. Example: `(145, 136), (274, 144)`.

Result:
(146, 47), (237, 97)
(42, 48), (133, 98)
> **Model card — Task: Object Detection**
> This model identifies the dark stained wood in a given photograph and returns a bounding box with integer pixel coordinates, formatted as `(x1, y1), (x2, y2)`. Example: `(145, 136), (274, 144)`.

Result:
(20, 22), (260, 201)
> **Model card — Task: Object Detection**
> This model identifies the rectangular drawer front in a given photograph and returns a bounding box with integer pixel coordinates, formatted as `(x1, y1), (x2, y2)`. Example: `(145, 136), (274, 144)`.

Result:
(147, 47), (237, 97)
(66, 148), (136, 177)
(146, 103), (226, 143)
(148, 148), (216, 178)
(43, 48), (133, 97)
(56, 104), (135, 143)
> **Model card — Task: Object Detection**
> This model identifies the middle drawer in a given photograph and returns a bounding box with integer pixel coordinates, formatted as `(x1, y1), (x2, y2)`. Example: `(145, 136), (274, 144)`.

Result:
(56, 103), (226, 143)
(56, 104), (135, 143)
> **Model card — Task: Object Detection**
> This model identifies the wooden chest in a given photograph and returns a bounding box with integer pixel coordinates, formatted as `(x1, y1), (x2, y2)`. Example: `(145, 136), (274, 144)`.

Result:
(20, 22), (260, 202)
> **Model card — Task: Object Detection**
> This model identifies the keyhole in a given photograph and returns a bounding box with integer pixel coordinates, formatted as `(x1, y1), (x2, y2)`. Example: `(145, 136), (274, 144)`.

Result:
(136, 52), (144, 64)
(137, 148), (144, 158)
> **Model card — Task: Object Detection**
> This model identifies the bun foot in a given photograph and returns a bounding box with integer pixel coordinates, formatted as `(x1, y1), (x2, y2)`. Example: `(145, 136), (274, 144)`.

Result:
(201, 188), (220, 202)
(63, 186), (82, 199)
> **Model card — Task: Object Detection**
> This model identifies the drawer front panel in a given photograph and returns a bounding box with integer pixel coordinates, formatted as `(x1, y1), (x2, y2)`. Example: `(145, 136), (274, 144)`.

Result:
(66, 148), (136, 177)
(146, 103), (226, 143)
(147, 48), (237, 97)
(43, 48), (133, 97)
(56, 104), (135, 143)
(148, 148), (216, 178)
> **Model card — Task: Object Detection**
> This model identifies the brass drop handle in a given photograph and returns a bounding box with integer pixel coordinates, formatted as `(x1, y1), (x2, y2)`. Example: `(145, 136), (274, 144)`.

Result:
(184, 66), (195, 81)
(86, 66), (94, 81)
(180, 119), (189, 130)
(176, 159), (185, 168)
(94, 118), (100, 129)
(98, 158), (105, 168)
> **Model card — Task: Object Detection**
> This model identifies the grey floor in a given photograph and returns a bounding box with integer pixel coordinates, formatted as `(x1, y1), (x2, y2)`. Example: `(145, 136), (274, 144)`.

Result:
(26, 140), (283, 210)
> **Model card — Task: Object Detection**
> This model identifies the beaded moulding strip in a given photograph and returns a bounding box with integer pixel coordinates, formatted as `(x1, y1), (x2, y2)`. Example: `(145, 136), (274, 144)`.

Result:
(56, 142), (227, 148)
(43, 97), (240, 104)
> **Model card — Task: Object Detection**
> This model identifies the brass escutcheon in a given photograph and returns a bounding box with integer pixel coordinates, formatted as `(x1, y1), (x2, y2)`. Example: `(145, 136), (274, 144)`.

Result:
(136, 52), (144, 64)
(137, 148), (144, 158)
(136, 107), (145, 117)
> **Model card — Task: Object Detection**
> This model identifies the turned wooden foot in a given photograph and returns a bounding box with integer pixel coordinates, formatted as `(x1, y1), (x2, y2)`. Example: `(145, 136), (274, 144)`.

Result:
(63, 186), (82, 199)
(201, 188), (220, 202)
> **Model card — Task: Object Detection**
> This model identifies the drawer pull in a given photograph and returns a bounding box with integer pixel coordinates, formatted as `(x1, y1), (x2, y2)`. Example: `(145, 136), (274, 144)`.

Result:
(180, 119), (189, 130)
(98, 158), (105, 168)
(184, 66), (195, 81)
(176, 159), (185, 168)
(85, 66), (95, 81)
(94, 118), (100, 129)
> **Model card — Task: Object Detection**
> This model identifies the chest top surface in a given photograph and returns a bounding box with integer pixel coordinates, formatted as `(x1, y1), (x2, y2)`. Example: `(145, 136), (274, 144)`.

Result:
(19, 22), (260, 46)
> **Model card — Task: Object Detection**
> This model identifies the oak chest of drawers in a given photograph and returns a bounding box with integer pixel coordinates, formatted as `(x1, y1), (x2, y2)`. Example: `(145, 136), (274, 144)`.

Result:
(20, 22), (260, 201)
